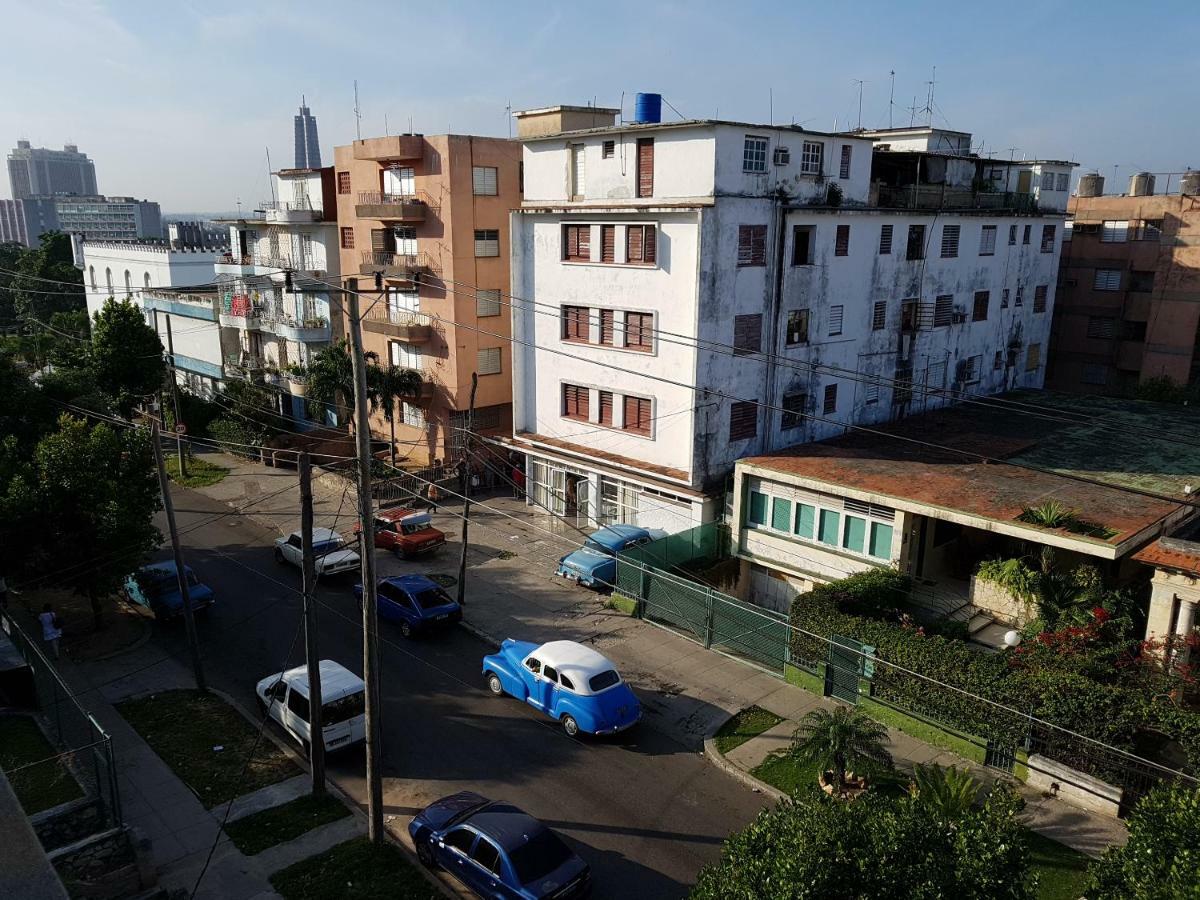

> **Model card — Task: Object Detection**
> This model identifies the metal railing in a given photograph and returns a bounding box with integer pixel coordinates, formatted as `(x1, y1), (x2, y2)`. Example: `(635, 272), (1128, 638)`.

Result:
(875, 184), (1039, 213)
(360, 250), (435, 271)
(362, 304), (433, 329)
(259, 198), (314, 211)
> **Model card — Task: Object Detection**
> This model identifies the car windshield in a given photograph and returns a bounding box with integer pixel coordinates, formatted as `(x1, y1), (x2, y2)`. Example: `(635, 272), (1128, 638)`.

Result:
(582, 538), (612, 556)
(313, 539), (344, 555)
(323, 690), (364, 725)
(413, 588), (452, 610)
(401, 522), (431, 535)
(588, 670), (620, 692)
(508, 827), (574, 885)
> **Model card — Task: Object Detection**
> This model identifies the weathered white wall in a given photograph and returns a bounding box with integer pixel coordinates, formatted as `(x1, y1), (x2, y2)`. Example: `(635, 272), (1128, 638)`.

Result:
(711, 125), (872, 204)
(81, 244), (219, 319)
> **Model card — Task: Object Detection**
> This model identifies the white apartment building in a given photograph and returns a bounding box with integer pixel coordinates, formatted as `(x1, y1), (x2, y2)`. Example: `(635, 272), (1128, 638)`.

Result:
(509, 106), (1072, 534)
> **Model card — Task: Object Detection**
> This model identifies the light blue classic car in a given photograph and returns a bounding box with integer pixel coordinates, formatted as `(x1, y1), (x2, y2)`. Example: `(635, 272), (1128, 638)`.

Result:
(483, 639), (641, 736)
(554, 524), (662, 589)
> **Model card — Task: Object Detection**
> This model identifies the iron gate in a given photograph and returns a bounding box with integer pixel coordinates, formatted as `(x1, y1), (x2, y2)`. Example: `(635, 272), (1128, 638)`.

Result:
(826, 635), (865, 704)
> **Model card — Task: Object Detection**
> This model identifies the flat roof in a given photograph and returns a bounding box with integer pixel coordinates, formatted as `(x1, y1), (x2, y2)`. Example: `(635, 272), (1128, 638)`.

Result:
(739, 392), (1200, 555)
(520, 118), (863, 143)
(514, 105), (621, 116)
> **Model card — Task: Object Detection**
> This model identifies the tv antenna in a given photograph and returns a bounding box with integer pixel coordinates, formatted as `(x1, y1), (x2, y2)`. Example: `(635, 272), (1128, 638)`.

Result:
(852, 79), (866, 130)
(888, 70), (896, 128)
(353, 80), (362, 140)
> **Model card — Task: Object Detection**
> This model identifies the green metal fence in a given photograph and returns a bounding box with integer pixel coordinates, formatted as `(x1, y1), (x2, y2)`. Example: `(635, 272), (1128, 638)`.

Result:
(619, 521), (727, 571)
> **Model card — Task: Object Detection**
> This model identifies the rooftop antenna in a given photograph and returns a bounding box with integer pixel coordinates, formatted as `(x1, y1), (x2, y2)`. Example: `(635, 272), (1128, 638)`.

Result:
(908, 96), (919, 127)
(769, 88), (773, 126)
(923, 66), (936, 126)
(353, 80), (361, 140)
(506, 100), (512, 139)
(888, 70), (895, 128)
(384, 114), (389, 136)
(265, 147), (276, 204)
(852, 79), (866, 130)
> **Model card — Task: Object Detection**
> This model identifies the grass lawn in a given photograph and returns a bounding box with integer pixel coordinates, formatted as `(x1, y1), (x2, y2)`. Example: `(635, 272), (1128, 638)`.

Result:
(224, 793), (351, 856)
(751, 749), (909, 799)
(165, 454), (228, 487)
(0, 716), (83, 814)
(714, 706), (785, 755)
(270, 837), (439, 900)
(117, 689), (299, 808)
(1028, 829), (1090, 900)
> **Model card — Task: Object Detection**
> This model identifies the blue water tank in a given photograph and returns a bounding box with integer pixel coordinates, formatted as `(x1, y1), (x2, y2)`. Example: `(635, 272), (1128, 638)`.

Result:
(633, 93), (662, 124)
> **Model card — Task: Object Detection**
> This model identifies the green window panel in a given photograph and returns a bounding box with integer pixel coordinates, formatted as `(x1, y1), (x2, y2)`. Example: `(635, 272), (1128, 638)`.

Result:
(843, 515), (866, 553)
(771, 497), (792, 531)
(870, 522), (894, 559)
(818, 509), (841, 546)
(748, 491), (768, 525)
(795, 503), (816, 539)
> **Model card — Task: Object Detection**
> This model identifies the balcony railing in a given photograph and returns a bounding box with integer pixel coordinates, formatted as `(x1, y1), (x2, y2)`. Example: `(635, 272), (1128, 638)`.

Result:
(358, 250), (435, 277)
(217, 253), (322, 273)
(260, 199), (321, 223)
(361, 304), (434, 341)
(873, 184), (1038, 213)
(354, 191), (431, 223)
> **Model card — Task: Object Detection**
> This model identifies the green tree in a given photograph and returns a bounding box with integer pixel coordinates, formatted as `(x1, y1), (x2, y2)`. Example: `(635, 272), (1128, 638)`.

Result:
(9, 232), (85, 322)
(789, 705), (893, 791)
(207, 379), (280, 450)
(90, 298), (165, 415)
(1084, 784), (1200, 899)
(0, 241), (24, 322)
(369, 362), (423, 465)
(299, 339), (377, 423)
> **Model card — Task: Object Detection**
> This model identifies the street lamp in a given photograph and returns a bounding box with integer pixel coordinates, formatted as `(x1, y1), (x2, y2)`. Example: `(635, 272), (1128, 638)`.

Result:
(1003, 630), (1022, 648)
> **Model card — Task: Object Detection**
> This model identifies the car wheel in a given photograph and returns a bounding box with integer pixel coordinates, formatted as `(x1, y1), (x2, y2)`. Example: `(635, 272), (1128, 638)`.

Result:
(273, 548), (284, 564)
(416, 839), (436, 869)
(486, 673), (504, 696)
(562, 714), (580, 737)
(399, 620), (413, 639)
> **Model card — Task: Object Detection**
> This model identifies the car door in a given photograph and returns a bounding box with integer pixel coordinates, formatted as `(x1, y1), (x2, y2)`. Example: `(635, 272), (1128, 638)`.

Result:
(438, 827), (485, 892)
(376, 582), (411, 627)
(468, 834), (513, 899)
(283, 685), (311, 746)
(539, 664), (562, 715)
(373, 518), (395, 550)
(522, 656), (545, 709)
(285, 534), (303, 565)
(263, 679), (289, 731)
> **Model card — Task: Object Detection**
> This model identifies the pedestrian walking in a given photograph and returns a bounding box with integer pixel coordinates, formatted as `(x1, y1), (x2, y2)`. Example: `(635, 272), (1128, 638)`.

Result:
(512, 465), (526, 500)
(39, 604), (63, 660)
(426, 482), (440, 513)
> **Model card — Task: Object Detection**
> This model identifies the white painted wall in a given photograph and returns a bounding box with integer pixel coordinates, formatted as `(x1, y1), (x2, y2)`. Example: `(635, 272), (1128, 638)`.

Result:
(274, 171), (325, 213)
(81, 243), (220, 319)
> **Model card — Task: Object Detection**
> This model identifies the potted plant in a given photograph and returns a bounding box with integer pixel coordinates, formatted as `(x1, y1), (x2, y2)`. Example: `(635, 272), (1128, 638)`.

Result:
(789, 706), (893, 799)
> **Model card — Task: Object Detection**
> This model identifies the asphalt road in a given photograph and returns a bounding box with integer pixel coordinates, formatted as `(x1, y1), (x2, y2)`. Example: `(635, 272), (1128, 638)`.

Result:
(154, 486), (767, 898)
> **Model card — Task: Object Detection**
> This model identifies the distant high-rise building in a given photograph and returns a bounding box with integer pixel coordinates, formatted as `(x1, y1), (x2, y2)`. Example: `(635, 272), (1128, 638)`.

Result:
(294, 99), (322, 168)
(7, 140), (98, 199)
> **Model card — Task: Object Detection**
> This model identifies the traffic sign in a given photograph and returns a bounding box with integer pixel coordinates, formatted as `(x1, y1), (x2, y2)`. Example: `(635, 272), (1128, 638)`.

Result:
(175, 423), (187, 435)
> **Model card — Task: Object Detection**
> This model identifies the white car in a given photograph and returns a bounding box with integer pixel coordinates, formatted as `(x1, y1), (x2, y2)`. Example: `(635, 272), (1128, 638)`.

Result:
(274, 527), (361, 576)
(255, 660), (366, 755)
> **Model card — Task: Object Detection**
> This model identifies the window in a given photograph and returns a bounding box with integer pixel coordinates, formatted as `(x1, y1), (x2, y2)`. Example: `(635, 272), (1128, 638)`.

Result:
(1136, 219), (1163, 241)
(625, 312), (653, 352)
(623, 396), (652, 435)
(769, 496), (792, 531)
(340, 227), (355, 249)
(1033, 284), (1048, 312)
(869, 522), (893, 559)
(823, 383), (837, 414)
(1056, 172), (1070, 191)
(743, 136), (769, 173)
(786, 309), (809, 345)
(474, 229), (500, 257)
(636, 138), (654, 197)
(864, 376), (881, 404)
(843, 516), (866, 553)
(828, 305), (844, 336)
(993, 351), (1003, 371)
(124, 270), (132, 294)
(286, 688), (310, 723)
(476, 289), (502, 317)
(337, 171), (351, 194)
(1040, 225), (1056, 253)
(88, 265), (95, 289)
(562, 224), (590, 261)
(598, 390), (613, 426)
(477, 347), (502, 375)
(1122, 320), (1147, 341)
(737, 224), (767, 266)
(940, 224), (960, 258)
(599, 309), (615, 346)
(801, 140), (824, 175)
(979, 225), (997, 256)
(596, 224), (616, 263)
(144, 272), (151, 288)
(878, 224), (893, 255)
(602, 140), (615, 159)
(933, 294), (954, 327)
(839, 145), (852, 179)
(389, 340), (421, 370)
(1026, 342), (1041, 372)
(926, 359), (947, 390)
(729, 401), (757, 441)
(562, 384), (589, 420)
(900, 299), (921, 332)
(906, 224), (925, 260)
(1130, 270), (1155, 293)
(1093, 269), (1122, 291)
(733, 314), (763, 355)
(1064, 218), (1074, 240)
(1040, 172), (1055, 191)
(835, 224), (850, 257)
(792, 225), (814, 265)
(626, 224), (657, 264)
(1081, 364), (1109, 386)
(1087, 316), (1116, 339)
(559, 674), (575, 690)
(972, 290), (989, 322)
(781, 392), (806, 430)
(471, 839), (501, 876)
(561, 305), (589, 342)
(1022, 224), (1031, 245)
(1001, 288), (1010, 309)
(472, 166), (498, 196)
(1101, 220), (1129, 243)
(1014, 285), (1023, 307)
(795, 503), (816, 539)
(444, 829), (475, 856)
(1008, 224), (1017, 245)
(570, 144), (586, 198)
(961, 355), (981, 384)
(401, 401), (424, 427)
(872, 301), (887, 331)
(748, 491), (768, 525)
(818, 509), (840, 545)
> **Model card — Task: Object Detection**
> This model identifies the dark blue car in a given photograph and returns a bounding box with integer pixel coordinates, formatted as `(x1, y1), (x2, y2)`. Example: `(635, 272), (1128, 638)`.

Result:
(122, 561), (214, 621)
(410, 791), (590, 899)
(353, 574), (461, 638)
(554, 525), (661, 589)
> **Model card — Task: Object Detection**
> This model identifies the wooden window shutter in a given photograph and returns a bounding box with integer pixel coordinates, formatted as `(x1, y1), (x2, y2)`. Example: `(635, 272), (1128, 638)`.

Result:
(598, 391), (614, 426)
(728, 401), (757, 441)
(578, 225), (590, 258)
(624, 396), (651, 435)
(371, 228), (388, 252)
(626, 312), (652, 351)
(564, 225), (579, 260)
(601, 225), (615, 263)
(733, 314), (762, 355)
(563, 384), (589, 420)
(599, 309), (615, 345)
(643, 225), (656, 263)
(637, 138), (654, 197)
(626, 226), (642, 263)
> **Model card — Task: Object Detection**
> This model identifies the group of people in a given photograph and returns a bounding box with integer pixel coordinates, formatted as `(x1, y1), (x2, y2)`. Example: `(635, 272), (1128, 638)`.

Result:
(420, 451), (526, 511)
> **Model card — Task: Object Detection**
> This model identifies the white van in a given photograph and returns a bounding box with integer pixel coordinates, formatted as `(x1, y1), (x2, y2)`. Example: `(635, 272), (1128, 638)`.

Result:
(255, 660), (366, 755)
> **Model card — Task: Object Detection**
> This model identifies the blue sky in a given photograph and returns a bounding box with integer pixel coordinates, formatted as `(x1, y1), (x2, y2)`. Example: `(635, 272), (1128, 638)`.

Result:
(3, 0), (1198, 211)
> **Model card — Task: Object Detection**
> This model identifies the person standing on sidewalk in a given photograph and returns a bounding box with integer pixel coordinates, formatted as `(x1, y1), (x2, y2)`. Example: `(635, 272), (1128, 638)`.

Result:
(426, 482), (440, 513)
(39, 604), (63, 659)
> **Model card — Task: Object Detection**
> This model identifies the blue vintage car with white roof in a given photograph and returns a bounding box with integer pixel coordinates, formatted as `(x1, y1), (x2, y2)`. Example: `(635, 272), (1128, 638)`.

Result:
(483, 639), (640, 736)
(554, 525), (662, 589)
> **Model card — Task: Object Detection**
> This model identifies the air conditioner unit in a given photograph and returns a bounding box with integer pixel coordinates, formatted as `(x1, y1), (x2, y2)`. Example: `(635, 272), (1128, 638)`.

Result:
(773, 147), (791, 166)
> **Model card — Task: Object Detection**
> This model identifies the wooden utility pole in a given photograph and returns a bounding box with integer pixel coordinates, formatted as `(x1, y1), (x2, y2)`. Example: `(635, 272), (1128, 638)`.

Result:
(151, 422), (206, 692)
(163, 314), (188, 479)
(456, 373), (478, 608)
(298, 451), (326, 795)
(346, 279), (384, 843)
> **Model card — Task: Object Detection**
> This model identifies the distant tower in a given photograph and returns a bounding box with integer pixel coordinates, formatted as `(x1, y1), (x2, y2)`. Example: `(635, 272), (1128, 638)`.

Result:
(294, 98), (322, 168)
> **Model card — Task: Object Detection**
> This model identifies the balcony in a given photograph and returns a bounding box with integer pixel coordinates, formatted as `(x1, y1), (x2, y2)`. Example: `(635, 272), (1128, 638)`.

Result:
(268, 317), (332, 343)
(354, 192), (429, 222)
(281, 372), (308, 396)
(873, 184), (1038, 213)
(261, 200), (320, 224)
(352, 135), (424, 162)
(218, 296), (263, 330)
(223, 353), (265, 379)
(216, 253), (322, 276)
(362, 305), (434, 342)
(358, 250), (434, 279)
(142, 291), (218, 321)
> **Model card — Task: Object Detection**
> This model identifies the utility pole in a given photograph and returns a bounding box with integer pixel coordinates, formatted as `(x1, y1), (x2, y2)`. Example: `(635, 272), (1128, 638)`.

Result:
(151, 422), (206, 692)
(164, 315), (187, 479)
(456, 373), (478, 608)
(346, 278), (383, 843)
(299, 451), (326, 795)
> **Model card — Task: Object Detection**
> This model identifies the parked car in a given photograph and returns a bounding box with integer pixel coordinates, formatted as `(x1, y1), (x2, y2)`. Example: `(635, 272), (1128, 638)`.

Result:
(555, 525), (662, 589)
(255, 659), (366, 756)
(273, 527), (361, 576)
(483, 639), (640, 736)
(122, 561), (214, 621)
(354, 507), (446, 558)
(353, 574), (462, 638)
(410, 791), (591, 899)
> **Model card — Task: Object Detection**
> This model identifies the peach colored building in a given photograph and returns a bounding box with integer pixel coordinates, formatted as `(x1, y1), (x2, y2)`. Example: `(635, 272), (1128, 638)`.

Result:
(334, 134), (521, 465)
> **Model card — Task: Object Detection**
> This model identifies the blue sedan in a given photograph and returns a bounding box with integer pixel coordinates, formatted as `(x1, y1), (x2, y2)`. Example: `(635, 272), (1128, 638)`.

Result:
(122, 561), (214, 621)
(483, 639), (641, 736)
(410, 791), (590, 899)
(353, 574), (461, 638)
(555, 524), (661, 589)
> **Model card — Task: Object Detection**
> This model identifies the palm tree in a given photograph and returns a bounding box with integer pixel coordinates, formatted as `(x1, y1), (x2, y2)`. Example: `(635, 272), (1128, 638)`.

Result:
(369, 363), (423, 466)
(298, 339), (378, 426)
(790, 706), (893, 793)
(908, 764), (982, 820)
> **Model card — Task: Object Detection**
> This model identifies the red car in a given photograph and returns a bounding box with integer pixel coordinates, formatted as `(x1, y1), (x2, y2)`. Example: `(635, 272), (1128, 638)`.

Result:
(357, 508), (446, 558)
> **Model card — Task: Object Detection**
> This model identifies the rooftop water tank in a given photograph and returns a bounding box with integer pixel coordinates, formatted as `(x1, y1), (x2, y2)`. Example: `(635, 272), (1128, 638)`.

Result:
(1077, 172), (1104, 197)
(1181, 169), (1200, 196)
(1129, 172), (1156, 197)
(633, 93), (662, 124)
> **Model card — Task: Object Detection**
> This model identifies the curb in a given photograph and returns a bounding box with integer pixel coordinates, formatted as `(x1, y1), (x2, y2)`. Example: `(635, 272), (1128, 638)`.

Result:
(700, 714), (791, 806)
(458, 617), (503, 650)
